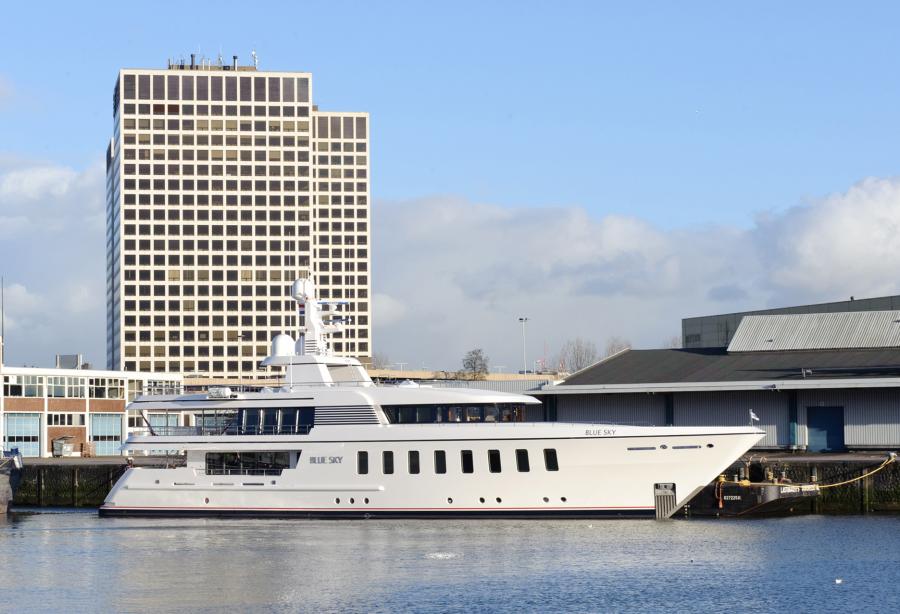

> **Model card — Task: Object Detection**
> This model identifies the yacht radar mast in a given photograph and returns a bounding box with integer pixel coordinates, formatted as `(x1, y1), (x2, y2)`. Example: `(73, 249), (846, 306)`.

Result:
(292, 273), (346, 357)
(260, 272), (363, 387)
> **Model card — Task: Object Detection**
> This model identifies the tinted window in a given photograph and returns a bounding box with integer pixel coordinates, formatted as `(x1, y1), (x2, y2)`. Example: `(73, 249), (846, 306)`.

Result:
(488, 449), (501, 473)
(383, 451), (394, 474)
(124, 74), (136, 100)
(196, 76), (208, 100)
(211, 76), (223, 100)
(516, 449), (530, 472)
(461, 450), (474, 474)
(408, 451), (420, 474)
(434, 450), (447, 474)
(544, 448), (559, 471)
(357, 451), (368, 474)
(488, 450), (501, 473)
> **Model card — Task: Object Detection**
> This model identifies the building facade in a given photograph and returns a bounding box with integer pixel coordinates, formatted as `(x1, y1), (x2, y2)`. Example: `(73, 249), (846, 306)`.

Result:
(682, 294), (900, 348)
(1, 366), (182, 457)
(106, 57), (372, 379)
(542, 309), (900, 451)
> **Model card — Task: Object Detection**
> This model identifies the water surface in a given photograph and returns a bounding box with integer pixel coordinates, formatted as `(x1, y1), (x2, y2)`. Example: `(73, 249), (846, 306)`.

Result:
(1, 511), (898, 613)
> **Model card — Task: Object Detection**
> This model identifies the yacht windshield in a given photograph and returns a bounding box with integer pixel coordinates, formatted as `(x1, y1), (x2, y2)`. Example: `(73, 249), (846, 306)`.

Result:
(381, 403), (524, 424)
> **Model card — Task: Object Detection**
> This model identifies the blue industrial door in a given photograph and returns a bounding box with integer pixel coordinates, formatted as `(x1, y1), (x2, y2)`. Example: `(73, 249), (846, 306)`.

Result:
(807, 406), (845, 452)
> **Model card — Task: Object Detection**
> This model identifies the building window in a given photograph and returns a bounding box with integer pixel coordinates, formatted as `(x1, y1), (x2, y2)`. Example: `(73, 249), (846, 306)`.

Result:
(357, 451), (368, 475)
(48, 413), (85, 427)
(408, 450), (420, 474)
(516, 449), (530, 472)
(461, 450), (474, 474)
(382, 451), (394, 474)
(434, 450), (447, 474)
(544, 449), (559, 472)
(488, 449), (502, 473)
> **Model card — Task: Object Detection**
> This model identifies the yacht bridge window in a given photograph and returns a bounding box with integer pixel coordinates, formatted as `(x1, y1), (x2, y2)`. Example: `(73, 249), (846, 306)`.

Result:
(382, 404), (525, 424)
(189, 408), (314, 435)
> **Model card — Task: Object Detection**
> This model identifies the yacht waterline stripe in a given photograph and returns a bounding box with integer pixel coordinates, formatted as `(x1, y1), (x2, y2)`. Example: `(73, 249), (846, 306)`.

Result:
(102, 505), (655, 511)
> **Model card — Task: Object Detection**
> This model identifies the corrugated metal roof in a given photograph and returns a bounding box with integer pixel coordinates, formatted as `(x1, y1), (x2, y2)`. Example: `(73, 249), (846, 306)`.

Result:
(727, 311), (900, 352)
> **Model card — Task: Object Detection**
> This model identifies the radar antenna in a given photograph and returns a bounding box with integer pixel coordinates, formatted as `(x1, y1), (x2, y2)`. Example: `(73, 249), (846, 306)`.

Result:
(250, 50), (259, 68)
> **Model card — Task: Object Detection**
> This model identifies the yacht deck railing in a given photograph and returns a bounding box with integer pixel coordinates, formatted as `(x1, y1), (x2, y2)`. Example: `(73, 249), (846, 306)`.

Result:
(146, 425), (313, 437)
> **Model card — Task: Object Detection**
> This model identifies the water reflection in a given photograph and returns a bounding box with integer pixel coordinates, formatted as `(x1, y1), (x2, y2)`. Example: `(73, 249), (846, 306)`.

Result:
(1, 512), (899, 612)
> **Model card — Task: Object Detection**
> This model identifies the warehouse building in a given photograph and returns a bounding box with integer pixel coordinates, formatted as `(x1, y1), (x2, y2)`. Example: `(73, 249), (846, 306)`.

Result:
(540, 308), (900, 451)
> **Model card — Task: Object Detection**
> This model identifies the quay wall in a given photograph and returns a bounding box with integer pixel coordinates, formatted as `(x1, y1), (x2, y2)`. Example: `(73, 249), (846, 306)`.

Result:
(724, 458), (900, 514)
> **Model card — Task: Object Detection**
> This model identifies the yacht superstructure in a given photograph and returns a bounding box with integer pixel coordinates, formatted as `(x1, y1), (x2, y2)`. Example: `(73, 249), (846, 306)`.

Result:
(101, 276), (763, 518)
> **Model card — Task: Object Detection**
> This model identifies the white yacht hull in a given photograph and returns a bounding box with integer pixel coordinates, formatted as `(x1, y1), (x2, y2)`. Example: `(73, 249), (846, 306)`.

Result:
(100, 424), (762, 519)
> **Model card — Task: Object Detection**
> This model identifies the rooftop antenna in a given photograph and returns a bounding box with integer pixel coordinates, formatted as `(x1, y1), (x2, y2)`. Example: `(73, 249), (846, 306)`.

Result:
(216, 50), (224, 66)
(250, 50), (259, 69)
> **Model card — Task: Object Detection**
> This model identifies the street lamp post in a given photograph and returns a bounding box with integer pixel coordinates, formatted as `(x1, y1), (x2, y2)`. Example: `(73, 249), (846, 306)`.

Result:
(518, 317), (529, 376)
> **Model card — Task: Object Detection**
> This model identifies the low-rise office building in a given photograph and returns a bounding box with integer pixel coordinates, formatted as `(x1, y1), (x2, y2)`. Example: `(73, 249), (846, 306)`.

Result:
(1, 365), (181, 457)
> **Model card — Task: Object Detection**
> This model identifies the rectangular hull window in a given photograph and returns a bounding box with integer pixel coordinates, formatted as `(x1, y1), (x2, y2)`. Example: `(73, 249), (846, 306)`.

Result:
(544, 448), (559, 471)
(357, 451), (368, 474)
(383, 451), (394, 474)
(461, 450), (474, 474)
(408, 450), (420, 474)
(516, 449), (530, 472)
(488, 449), (501, 473)
(434, 450), (447, 474)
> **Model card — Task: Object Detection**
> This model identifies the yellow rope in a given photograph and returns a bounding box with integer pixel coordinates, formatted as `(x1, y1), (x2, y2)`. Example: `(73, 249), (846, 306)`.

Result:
(817, 456), (896, 490)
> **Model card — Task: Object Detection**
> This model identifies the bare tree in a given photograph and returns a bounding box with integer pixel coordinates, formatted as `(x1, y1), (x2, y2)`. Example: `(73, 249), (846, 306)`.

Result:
(662, 335), (682, 349)
(460, 348), (490, 380)
(603, 336), (632, 358)
(555, 337), (599, 373)
(371, 352), (391, 369)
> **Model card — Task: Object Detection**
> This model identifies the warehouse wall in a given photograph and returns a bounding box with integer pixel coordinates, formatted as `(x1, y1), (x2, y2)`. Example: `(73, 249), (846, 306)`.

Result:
(548, 386), (900, 449)
(673, 391), (790, 448)
(556, 393), (666, 425)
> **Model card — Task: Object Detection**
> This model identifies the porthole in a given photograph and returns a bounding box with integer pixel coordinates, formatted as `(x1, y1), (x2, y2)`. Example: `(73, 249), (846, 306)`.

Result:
(496, 497), (502, 503)
(364, 498), (369, 504)
(350, 498), (355, 504)
(561, 497), (567, 502)
(706, 443), (714, 448)
(204, 497), (209, 504)
(447, 497), (453, 504)
(479, 497), (485, 503)
(542, 497), (549, 503)
(155, 480), (160, 484)
(660, 444), (668, 450)
(335, 497), (341, 504)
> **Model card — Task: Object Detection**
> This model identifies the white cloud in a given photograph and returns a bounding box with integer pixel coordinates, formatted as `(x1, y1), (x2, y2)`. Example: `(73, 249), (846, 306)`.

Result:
(0, 160), (106, 367)
(373, 178), (900, 370)
(373, 293), (408, 327)
(756, 177), (900, 301)
(0, 166), (78, 201)
(2, 153), (899, 373)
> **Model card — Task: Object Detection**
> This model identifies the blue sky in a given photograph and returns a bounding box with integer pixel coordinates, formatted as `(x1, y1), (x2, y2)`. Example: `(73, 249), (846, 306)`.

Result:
(5, 1), (900, 226)
(4, 1), (900, 369)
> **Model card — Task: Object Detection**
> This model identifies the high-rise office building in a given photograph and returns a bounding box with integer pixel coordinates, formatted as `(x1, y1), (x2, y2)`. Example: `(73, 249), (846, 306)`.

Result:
(105, 56), (372, 377)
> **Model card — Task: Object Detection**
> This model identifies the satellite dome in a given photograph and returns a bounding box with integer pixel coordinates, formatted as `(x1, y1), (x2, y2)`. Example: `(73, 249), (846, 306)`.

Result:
(271, 334), (295, 357)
